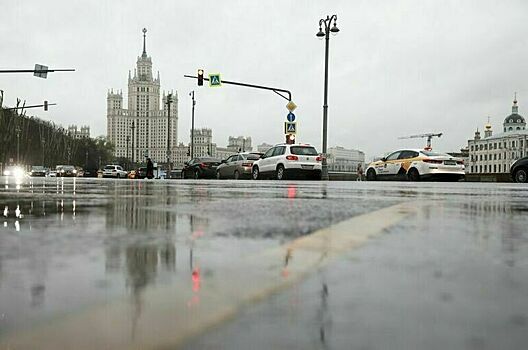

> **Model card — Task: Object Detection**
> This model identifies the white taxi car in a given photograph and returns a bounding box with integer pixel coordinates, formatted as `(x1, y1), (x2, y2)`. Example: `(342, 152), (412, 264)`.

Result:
(366, 149), (465, 181)
(251, 143), (322, 180)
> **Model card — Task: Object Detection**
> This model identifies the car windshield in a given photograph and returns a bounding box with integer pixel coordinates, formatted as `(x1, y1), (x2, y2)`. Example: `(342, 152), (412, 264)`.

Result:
(104, 166), (114, 170)
(421, 150), (450, 157)
(290, 146), (318, 156)
(32, 166), (44, 170)
(244, 154), (261, 160)
(63, 166), (75, 170)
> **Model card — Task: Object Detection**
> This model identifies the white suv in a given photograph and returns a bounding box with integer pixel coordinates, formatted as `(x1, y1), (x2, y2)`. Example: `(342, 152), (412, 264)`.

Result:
(102, 164), (127, 178)
(251, 143), (322, 180)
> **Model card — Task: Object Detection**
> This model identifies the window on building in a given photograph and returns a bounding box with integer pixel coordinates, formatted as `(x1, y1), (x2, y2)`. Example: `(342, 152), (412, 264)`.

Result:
(484, 155), (487, 161)
(494, 143), (497, 149)
(479, 165), (482, 173)
(484, 165), (487, 172)
(493, 164), (496, 173)
(498, 164), (501, 172)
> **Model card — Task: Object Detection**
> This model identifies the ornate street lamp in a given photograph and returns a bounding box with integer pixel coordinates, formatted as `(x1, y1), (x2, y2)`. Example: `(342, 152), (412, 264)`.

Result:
(316, 15), (339, 180)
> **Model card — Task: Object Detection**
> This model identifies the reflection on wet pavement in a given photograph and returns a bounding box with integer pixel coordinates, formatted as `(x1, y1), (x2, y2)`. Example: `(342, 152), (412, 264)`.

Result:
(0, 177), (397, 337)
(1, 177), (528, 349)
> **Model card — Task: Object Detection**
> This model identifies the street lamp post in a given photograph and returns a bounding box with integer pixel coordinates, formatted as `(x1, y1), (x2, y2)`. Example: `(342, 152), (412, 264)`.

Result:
(130, 121), (135, 165)
(126, 135), (130, 170)
(166, 93), (173, 179)
(41, 139), (45, 166)
(316, 14), (340, 181)
(190, 91), (196, 159)
(16, 126), (21, 165)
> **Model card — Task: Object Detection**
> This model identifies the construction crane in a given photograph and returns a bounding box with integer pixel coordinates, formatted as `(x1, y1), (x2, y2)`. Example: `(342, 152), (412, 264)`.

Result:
(398, 132), (443, 150)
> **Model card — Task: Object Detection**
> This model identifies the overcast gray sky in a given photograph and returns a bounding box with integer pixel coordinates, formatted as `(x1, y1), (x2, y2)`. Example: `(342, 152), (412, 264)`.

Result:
(2, 0), (527, 159)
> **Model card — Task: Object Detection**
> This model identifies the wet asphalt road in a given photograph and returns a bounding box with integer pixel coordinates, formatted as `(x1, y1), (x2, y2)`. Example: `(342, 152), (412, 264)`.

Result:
(0, 177), (527, 349)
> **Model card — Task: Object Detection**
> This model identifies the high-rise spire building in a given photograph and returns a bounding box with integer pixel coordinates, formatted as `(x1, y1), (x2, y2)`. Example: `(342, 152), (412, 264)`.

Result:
(107, 28), (178, 163)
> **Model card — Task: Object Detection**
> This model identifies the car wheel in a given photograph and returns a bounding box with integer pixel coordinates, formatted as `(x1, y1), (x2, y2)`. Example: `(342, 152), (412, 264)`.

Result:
(514, 167), (527, 183)
(234, 170), (240, 180)
(194, 170), (200, 179)
(216, 171), (221, 180)
(252, 166), (260, 180)
(366, 168), (377, 181)
(408, 168), (420, 181)
(276, 165), (286, 180)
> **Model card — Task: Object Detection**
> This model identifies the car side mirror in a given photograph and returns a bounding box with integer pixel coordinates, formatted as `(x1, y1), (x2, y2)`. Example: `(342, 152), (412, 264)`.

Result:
(221, 160), (226, 164)
(261, 155), (266, 159)
(381, 157), (387, 162)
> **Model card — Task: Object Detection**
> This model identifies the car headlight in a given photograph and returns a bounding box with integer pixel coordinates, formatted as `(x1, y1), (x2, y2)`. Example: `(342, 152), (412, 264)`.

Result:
(4, 170), (10, 176)
(73, 169), (77, 174)
(13, 167), (24, 178)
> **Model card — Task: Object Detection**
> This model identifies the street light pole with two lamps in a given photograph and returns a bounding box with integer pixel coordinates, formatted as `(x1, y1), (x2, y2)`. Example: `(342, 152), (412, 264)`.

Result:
(316, 14), (340, 181)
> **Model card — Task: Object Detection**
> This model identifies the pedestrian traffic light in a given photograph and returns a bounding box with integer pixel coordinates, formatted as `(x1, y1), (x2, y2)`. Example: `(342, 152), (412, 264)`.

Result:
(286, 134), (295, 144)
(197, 69), (204, 86)
(43, 100), (48, 111)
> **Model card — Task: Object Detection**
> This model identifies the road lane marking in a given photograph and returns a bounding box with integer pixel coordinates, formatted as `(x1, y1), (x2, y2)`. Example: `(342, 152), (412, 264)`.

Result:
(0, 202), (417, 350)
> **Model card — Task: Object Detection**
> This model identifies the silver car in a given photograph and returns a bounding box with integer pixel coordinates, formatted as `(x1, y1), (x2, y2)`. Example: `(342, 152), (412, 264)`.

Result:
(216, 153), (262, 180)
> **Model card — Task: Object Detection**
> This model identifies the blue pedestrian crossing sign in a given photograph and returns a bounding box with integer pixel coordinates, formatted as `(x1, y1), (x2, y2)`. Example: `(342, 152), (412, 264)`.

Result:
(284, 122), (297, 134)
(287, 112), (296, 122)
(209, 74), (222, 87)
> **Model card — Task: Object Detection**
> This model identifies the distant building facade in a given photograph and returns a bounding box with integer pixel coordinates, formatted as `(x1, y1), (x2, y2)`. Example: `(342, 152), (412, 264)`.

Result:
(468, 96), (528, 174)
(106, 28), (178, 163)
(68, 125), (90, 139)
(191, 128), (216, 157)
(227, 136), (252, 152)
(327, 146), (365, 172)
(257, 142), (273, 153)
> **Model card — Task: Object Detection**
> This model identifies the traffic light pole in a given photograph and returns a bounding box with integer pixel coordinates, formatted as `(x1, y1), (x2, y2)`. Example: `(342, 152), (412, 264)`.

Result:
(190, 91), (195, 159)
(0, 69), (75, 74)
(184, 75), (292, 101)
(166, 94), (173, 179)
(5, 102), (56, 111)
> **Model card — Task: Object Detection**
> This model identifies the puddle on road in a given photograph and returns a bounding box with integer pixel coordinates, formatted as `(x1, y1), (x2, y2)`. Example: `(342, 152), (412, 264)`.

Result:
(0, 177), (395, 336)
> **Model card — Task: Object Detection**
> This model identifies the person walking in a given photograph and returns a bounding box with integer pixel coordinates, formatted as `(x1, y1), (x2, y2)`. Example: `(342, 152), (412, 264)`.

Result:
(356, 163), (364, 181)
(146, 158), (154, 179)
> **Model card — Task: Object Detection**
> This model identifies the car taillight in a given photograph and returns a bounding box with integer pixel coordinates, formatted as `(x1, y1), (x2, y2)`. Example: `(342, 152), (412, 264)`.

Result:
(316, 156), (322, 162)
(423, 159), (443, 164)
(286, 155), (298, 161)
(199, 163), (207, 168)
(242, 162), (252, 167)
(456, 160), (464, 165)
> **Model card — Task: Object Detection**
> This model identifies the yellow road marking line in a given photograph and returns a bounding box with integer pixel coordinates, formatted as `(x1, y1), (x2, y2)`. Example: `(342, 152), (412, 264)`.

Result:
(1, 202), (417, 350)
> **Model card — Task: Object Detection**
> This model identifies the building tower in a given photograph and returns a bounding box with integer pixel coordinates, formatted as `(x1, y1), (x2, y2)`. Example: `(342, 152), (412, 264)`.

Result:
(484, 117), (493, 138)
(503, 93), (526, 132)
(106, 28), (178, 163)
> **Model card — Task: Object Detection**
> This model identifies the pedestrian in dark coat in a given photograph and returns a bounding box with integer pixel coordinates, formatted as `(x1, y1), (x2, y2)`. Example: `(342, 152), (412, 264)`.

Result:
(146, 158), (154, 179)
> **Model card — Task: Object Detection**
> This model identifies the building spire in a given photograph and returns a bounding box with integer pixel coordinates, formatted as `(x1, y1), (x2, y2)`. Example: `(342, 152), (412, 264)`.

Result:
(513, 92), (519, 114)
(142, 28), (147, 57)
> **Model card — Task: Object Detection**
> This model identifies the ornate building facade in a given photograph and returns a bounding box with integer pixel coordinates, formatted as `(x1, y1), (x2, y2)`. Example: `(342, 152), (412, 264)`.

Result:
(107, 28), (178, 163)
(468, 96), (528, 174)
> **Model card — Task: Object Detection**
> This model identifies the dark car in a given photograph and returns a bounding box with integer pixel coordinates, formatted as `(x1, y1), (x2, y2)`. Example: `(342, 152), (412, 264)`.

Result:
(29, 166), (47, 177)
(216, 152), (263, 179)
(511, 156), (528, 183)
(181, 157), (221, 179)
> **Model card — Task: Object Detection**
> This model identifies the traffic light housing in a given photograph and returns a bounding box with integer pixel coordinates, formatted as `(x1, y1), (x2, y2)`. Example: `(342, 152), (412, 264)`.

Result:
(43, 100), (48, 111)
(197, 69), (204, 86)
(286, 134), (295, 144)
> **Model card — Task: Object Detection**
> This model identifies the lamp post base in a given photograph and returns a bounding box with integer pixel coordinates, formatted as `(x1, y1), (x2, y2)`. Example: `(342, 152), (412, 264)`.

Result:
(321, 164), (329, 181)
